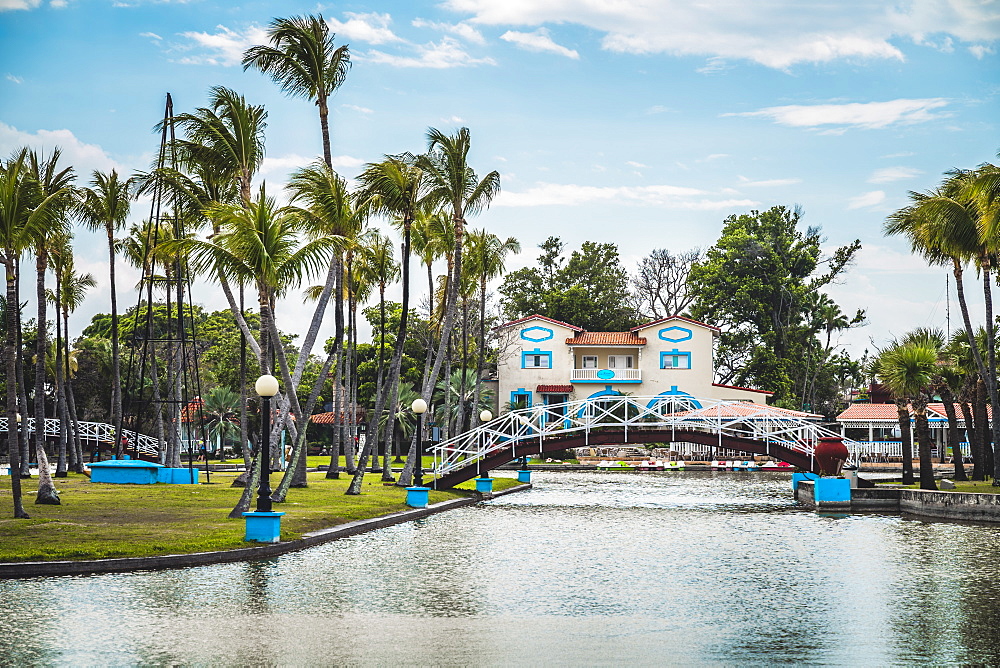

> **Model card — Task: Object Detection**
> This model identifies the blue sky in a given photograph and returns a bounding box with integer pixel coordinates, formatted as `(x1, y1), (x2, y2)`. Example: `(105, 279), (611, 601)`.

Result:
(1, 0), (998, 359)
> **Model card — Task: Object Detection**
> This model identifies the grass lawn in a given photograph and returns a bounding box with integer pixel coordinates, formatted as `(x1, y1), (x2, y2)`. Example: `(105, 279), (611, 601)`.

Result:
(0, 470), (521, 563)
(887, 479), (1000, 494)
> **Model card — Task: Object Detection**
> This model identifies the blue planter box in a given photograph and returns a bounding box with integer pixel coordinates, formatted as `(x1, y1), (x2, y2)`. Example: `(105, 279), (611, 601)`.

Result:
(159, 468), (200, 484)
(517, 470), (532, 483)
(814, 477), (851, 508)
(243, 511), (285, 543)
(406, 486), (430, 508)
(89, 460), (164, 485)
(475, 477), (493, 493)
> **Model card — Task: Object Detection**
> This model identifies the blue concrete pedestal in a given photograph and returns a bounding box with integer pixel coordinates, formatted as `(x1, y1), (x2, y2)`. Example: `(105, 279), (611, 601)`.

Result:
(792, 471), (819, 492)
(89, 459), (164, 485)
(517, 470), (532, 483)
(813, 477), (851, 509)
(406, 486), (430, 508)
(242, 511), (285, 543)
(475, 477), (493, 493)
(159, 468), (201, 484)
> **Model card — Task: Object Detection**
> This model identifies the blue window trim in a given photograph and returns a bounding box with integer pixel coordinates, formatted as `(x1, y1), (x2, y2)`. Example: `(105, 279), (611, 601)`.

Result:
(659, 326), (693, 342)
(521, 348), (553, 369)
(660, 349), (692, 369)
(510, 388), (533, 409)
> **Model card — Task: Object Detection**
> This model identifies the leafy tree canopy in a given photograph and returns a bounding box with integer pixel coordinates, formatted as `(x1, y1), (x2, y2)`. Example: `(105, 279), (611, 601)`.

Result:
(499, 236), (637, 331)
(688, 205), (862, 407)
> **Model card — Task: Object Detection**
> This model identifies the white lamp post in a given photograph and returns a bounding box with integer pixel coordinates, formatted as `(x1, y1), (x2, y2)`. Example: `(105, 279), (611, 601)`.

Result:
(411, 398), (427, 487)
(255, 374), (279, 513)
(480, 409), (492, 424)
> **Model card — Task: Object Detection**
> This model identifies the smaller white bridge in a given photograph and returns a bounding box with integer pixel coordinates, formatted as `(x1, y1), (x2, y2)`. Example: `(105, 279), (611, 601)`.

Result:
(0, 417), (161, 458)
(430, 395), (859, 487)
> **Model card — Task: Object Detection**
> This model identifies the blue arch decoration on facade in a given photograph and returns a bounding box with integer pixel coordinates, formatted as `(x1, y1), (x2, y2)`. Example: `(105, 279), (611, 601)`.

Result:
(658, 326), (693, 342)
(576, 386), (619, 417)
(521, 326), (554, 342)
(645, 386), (703, 411)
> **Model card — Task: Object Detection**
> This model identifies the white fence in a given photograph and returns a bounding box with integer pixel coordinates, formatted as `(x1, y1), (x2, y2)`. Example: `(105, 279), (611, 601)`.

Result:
(0, 417), (161, 457)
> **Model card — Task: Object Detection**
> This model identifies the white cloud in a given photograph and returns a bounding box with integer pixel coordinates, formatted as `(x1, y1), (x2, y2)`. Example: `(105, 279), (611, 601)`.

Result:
(260, 153), (365, 179)
(500, 28), (579, 59)
(341, 104), (374, 114)
(970, 44), (995, 58)
(49, 0), (66, 7)
(0, 122), (123, 174)
(626, 161), (647, 168)
(0, 0), (42, 9)
(176, 24), (269, 67)
(442, 115), (465, 124)
(6, 73), (23, 84)
(139, 31), (162, 41)
(847, 190), (886, 209)
(327, 12), (401, 45)
(366, 37), (495, 68)
(412, 18), (485, 44)
(697, 153), (729, 162)
(868, 166), (922, 183)
(727, 98), (950, 130)
(495, 181), (758, 209)
(736, 175), (802, 187)
(443, 0), (1000, 69)
(645, 105), (673, 115)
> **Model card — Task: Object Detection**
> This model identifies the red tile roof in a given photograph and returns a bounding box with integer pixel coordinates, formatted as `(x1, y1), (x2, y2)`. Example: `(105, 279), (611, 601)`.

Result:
(566, 332), (646, 346)
(496, 314), (583, 332)
(837, 404), (901, 420)
(311, 408), (365, 425)
(672, 403), (822, 420)
(537, 385), (573, 393)
(632, 315), (720, 333)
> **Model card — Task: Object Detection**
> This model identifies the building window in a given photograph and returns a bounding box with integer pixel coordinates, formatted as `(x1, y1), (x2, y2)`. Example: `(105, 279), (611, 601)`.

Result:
(660, 350), (691, 369)
(510, 391), (532, 411)
(608, 355), (633, 369)
(582, 355), (598, 368)
(521, 349), (552, 369)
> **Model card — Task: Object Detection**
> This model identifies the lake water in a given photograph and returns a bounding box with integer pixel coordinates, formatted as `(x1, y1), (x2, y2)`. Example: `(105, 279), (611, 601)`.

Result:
(2, 470), (1000, 666)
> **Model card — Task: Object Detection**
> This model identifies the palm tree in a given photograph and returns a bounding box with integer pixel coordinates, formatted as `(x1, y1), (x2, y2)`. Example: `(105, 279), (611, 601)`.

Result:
(886, 169), (1000, 483)
(76, 168), (130, 451)
(465, 229), (519, 428)
(27, 149), (74, 503)
(168, 86), (266, 207)
(878, 339), (938, 490)
(353, 153), (427, 486)
(417, 127), (500, 430)
(242, 14), (351, 169)
(0, 148), (66, 518)
(201, 387), (240, 458)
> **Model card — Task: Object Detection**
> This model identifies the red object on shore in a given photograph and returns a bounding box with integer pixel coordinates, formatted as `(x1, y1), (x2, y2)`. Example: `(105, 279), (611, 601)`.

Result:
(815, 437), (850, 476)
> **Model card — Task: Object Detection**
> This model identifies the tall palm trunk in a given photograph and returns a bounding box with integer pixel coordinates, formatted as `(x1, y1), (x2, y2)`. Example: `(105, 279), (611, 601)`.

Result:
(53, 265), (68, 477)
(981, 267), (1000, 484)
(350, 224), (414, 494)
(960, 397), (981, 480)
(4, 262), (28, 517)
(63, 301), (85, 472)
(895, 398), (915, 485)
(326, 254), (346, 479)
(472, 278), (488, 429)
(420, 216), (463, 417)
(938, 383), (967, 481)
(912, 397), (937, 490)
(973, 378), (992, 478)
(32, 246), (59, 503)
(106, 224), (123, 454)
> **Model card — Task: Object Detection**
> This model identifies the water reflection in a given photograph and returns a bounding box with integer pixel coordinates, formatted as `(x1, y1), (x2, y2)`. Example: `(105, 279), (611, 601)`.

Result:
(1, 471), (1000, 665)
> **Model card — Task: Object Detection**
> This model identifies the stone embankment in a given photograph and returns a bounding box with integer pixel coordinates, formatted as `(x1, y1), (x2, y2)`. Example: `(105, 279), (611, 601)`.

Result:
(796, 480), (1000, 521)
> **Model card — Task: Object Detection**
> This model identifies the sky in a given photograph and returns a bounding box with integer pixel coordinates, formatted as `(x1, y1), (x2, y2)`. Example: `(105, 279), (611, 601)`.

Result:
(0, 0), (998, 362)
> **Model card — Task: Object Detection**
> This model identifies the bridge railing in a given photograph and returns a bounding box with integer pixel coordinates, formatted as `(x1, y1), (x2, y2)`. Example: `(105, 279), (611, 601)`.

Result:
(0, 417), (162, 458)
(428, 395), (861, 479)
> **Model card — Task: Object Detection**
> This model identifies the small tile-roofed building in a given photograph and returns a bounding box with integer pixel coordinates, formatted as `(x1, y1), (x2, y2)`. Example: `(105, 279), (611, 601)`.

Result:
(494, 314), (771, 415)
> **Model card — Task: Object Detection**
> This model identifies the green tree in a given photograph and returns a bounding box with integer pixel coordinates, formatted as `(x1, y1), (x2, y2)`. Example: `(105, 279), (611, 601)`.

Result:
(76, 168), (131, 448)
(500, 236), (637, 331)
(688, 206), (861, 403)
(878, 337), (938, 490)
(243, 14), (350, 169)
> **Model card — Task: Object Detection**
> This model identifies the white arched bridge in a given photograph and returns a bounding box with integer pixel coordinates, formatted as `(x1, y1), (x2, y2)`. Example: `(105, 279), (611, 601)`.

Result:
(0, 417), (161, 458)
(429, 395), (859, 488)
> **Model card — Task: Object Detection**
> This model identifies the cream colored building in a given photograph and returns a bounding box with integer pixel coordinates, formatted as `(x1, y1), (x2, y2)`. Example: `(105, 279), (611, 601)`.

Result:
(494, 314), (771, 415)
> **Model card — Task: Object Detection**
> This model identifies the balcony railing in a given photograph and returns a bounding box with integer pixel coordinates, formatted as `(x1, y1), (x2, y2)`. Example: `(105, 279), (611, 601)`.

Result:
(571, 368), (641, 382)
